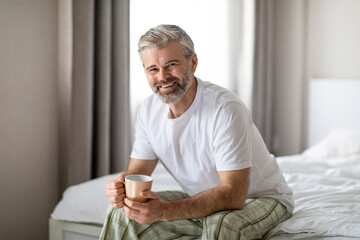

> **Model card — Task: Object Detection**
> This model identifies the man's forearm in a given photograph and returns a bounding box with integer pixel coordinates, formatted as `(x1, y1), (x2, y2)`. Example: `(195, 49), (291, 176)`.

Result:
(160, 184), (246, 221)
(125, 159), (159, 176)
(121, 168), (249, 224)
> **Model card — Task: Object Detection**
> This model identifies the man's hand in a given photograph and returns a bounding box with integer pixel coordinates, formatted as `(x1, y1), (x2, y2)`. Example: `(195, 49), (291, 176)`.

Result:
(105, 173), (126, 209)
(123, 191), (164, 225)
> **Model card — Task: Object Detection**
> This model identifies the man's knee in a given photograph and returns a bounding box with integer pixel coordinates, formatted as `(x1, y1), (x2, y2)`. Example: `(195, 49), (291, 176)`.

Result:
(203, 199), (290, 239)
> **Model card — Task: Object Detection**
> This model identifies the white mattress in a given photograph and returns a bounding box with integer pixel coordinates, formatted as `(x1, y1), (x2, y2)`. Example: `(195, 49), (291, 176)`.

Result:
(265, 153), (360, 239)
(51, 130), (360, 239)
(265, 130), (360, 239)
(50, 162), (182, 225)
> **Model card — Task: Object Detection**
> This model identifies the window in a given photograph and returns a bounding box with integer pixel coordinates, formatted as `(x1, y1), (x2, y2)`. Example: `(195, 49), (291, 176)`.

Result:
(130, 0), (254, 137)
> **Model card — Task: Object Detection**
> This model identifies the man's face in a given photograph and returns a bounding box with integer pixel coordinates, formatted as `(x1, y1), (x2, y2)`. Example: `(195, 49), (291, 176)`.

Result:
(141, 41), (196, 104)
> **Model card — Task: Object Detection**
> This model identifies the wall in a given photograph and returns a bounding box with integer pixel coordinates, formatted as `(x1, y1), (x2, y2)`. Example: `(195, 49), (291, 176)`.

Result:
(271, 0), (360, 156)
(0, 1), (59, 240)
(305, 0), (360, 148)
(308, 0), (360, 79)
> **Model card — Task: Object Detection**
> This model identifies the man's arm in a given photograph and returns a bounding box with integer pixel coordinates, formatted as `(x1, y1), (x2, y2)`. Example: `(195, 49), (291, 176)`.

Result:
(162, 167), (250, 220)
(126, 158), (158, 176)
(105, 158), (158, 209)
(123, 167), (250, 224)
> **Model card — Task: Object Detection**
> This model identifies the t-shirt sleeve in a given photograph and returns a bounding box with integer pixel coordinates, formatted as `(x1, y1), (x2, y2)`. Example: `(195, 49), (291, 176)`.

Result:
(130, 104), (158, 160)
(212, 101), (253, 171)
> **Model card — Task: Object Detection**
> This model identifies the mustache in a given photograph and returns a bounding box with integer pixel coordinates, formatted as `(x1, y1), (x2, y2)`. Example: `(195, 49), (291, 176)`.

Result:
(156, 77), (179, 87)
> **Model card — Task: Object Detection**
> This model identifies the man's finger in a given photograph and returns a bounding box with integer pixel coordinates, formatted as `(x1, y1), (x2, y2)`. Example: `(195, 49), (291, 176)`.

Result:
(123, 205), (141, 220)
(117, 172), (126, 181)
(140, 191), (159, 200)
(106, 180), (124, 190)
(111, 193), (125, 203)
(124, 198), (140, 209)
(112, 200), (124, 209)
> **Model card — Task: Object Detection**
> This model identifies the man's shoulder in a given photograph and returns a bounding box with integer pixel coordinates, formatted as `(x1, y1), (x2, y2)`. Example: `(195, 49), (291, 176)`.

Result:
(137, 94), (165, 119)
(199, 80), (245, 109)
(197, 79), (251, 122)
(199, 80), (239, 100)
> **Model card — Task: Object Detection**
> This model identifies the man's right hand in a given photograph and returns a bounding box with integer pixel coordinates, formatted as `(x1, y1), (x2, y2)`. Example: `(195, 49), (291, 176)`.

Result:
(105, 173), (126, 209)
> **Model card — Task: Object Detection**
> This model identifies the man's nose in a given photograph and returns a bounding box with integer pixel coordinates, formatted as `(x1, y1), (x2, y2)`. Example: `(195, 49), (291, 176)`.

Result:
(158, 68), (170, 81)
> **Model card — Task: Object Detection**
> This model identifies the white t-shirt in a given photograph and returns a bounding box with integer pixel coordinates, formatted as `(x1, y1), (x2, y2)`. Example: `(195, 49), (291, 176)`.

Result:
(131, 79), (294, 212)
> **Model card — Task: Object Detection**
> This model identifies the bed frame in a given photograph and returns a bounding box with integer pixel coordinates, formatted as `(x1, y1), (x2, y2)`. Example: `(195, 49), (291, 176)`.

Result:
(49, 218), (102, 240)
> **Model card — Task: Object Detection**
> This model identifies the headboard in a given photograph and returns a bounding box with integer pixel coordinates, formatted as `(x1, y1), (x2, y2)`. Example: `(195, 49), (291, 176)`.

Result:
(307, 78), (360, 147)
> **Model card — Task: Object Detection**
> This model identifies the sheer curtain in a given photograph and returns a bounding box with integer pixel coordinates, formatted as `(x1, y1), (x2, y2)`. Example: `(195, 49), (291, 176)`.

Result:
(58, 0), (131, 193)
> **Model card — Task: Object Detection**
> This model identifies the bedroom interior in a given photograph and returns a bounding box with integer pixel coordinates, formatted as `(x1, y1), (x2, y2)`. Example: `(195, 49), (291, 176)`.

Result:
(1, 0), (359, 239)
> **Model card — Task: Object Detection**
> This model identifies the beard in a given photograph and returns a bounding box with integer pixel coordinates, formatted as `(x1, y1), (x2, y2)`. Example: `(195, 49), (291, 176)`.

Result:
(152, 66), (193, 104)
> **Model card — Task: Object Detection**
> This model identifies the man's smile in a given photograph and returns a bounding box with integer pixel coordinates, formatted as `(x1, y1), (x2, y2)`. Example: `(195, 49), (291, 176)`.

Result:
(157, 81), (178, 93)
(161, 82), (177, 88)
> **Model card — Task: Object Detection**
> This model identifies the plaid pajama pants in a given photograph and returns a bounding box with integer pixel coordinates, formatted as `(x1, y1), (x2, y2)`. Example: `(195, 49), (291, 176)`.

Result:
(99, 191), (291, 240)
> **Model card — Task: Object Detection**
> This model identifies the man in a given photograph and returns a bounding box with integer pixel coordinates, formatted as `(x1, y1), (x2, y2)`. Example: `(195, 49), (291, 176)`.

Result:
(100, 24), (293, 240)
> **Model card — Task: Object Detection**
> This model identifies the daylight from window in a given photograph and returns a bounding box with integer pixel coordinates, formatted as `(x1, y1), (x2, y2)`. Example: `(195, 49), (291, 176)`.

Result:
(130, 0), (254, 137)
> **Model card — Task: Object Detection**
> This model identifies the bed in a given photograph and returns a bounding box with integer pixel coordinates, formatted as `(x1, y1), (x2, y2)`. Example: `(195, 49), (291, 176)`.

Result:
(49, 161), (183, 240)
(49, 79), (360, 239)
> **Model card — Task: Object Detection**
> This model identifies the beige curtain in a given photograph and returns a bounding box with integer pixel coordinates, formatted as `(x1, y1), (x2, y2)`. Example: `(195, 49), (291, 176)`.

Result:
(58, 0), (130, 193)
(251, 0), (274, 151)
(226, 0), (274, 150)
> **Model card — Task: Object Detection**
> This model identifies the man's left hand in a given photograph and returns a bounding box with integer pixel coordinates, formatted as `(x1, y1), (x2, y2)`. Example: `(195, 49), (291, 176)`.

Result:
(123, 191), (165, 225)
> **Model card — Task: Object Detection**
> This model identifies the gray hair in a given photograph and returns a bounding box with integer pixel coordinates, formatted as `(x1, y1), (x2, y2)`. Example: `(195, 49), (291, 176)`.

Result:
(138, 24), (195, 60)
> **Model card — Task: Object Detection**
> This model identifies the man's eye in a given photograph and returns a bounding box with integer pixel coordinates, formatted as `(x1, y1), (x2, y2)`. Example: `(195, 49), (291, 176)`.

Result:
(149, 68), (158, 72)
(167, 63), (177, 69)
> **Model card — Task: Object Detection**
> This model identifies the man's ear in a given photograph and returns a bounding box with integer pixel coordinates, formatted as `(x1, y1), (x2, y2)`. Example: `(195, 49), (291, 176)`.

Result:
(191, 53), (198, 73)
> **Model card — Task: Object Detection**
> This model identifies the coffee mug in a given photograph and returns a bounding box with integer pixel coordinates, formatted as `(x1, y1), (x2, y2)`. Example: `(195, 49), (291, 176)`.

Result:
(125, 175), (153, 203)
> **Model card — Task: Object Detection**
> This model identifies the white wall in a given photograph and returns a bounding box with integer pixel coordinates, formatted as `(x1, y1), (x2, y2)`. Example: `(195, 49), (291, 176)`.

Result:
(0, 1), (59, 239)
(272, 0), (360, 156)
(308, 0), (360, 79)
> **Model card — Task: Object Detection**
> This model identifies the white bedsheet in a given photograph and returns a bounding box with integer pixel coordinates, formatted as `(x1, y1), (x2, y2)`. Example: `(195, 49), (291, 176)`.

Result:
(265, 153), (360, 239)
(51, 153), (360, 239)
(51, 163), (182, 224)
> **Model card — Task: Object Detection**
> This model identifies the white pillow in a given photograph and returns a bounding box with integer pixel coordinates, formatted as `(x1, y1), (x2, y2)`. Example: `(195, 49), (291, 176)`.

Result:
(303, 129), (360, 158)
